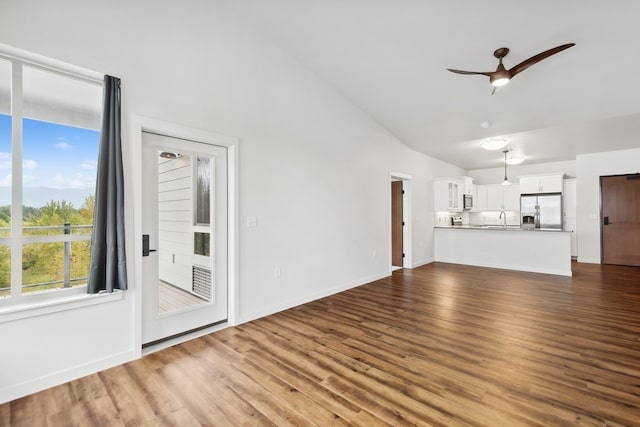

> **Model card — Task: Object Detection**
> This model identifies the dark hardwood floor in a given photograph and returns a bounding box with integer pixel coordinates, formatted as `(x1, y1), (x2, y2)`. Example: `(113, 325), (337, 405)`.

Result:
(2, 261), (640, 426)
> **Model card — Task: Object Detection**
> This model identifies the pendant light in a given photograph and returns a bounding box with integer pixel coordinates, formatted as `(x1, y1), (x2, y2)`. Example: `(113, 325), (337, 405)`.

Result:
(501, 149), (511, 186)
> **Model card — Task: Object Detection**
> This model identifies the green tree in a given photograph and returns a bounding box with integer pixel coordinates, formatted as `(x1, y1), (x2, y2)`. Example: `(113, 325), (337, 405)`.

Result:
(0, 205), (10, 225)
(35, 200), (78, 227)
(79, 195), (95, 225)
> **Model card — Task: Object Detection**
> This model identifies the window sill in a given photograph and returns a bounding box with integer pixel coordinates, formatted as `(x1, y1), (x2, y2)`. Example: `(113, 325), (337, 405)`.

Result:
(0, 290), (125, 324)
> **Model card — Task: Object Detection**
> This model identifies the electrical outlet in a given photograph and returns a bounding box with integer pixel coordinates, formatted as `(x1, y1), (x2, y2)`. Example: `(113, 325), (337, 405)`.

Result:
(274, 267), (281, 278)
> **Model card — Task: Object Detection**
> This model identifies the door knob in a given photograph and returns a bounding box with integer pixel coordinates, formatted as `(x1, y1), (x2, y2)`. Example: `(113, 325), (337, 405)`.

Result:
(142, 234), (157, 256)
(603, 216), (612, 225)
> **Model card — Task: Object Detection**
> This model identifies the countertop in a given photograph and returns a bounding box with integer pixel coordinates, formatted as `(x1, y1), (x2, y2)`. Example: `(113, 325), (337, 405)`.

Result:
(434, 225), (568, 232)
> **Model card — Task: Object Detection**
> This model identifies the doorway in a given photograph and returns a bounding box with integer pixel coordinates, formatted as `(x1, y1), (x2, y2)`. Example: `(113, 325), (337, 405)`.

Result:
(390, 173), (412, 269)
(391, 180), (404, 267)
(141, 131), (228, 345)
(601, 174), (640, 266)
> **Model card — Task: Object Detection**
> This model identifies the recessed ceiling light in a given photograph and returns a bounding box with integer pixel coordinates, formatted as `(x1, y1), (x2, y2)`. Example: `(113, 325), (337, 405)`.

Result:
(159, 151), (183, 159)
(480, 139), (508, 150)
(506, 156), (525, 165)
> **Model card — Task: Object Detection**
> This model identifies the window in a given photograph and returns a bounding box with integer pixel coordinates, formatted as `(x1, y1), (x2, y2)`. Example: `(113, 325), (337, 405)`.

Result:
(0, 51), (102, 305)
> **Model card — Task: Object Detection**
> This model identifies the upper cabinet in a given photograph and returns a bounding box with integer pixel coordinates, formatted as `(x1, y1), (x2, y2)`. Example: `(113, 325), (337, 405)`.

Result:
(483, 184), (520, 211)
(519, 174), (564, 194)
(473, 184), (487, 211)
(503, 185), (521, 211)
(433, 178), (463, 211)
(486, 185), (503, 211)
(460, 176), (474, 195)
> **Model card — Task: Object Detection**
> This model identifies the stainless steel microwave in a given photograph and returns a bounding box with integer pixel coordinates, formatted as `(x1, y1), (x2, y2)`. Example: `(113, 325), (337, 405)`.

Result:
(463, 194), (473, 210)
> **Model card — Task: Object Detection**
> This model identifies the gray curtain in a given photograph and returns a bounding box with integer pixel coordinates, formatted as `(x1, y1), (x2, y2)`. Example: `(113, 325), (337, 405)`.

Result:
(87, 75), (127, 293)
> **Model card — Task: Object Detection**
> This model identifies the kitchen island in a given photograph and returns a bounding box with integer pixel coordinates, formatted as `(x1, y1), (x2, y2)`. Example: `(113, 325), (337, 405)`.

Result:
(434, 226), (572, 276)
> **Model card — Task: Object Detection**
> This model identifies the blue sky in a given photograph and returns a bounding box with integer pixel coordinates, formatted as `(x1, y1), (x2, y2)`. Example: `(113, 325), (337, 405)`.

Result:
(0, 114), (99, 207)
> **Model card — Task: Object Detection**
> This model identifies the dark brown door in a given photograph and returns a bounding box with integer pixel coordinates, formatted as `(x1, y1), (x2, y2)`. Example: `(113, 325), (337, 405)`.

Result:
(601, 174), (640, 266)
(391, 181), (403, 267)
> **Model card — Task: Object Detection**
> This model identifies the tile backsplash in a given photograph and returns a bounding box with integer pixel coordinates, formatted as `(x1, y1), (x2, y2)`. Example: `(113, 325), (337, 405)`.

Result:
(469, 211), (520, 226)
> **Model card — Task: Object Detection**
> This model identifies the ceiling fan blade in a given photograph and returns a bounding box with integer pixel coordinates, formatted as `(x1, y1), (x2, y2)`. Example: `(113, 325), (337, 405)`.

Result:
(509, 43), (575, 78)
(447, 68), (493, 76)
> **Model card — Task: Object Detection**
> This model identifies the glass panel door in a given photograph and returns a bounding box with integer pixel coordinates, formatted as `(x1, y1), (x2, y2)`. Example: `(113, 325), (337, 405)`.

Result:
(141, 131), (227, 345)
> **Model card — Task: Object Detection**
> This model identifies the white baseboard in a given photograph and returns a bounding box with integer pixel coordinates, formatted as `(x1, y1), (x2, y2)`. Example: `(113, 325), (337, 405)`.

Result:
(238, 271), (390, 324)
(411, 258), (434, 269)
(577, 257), (600, 264)
(0, 350), (135, 404)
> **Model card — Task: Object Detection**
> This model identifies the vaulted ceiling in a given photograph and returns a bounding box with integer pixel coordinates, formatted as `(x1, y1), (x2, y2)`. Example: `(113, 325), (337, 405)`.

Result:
(225, 1), (640, 170)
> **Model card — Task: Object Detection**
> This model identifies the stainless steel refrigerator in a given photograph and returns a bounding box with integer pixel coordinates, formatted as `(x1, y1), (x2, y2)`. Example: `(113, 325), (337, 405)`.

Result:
(520, 193), (562, 229)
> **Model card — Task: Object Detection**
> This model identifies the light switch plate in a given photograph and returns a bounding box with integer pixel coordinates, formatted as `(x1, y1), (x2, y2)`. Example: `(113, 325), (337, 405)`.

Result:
(246, 216), (257, 227)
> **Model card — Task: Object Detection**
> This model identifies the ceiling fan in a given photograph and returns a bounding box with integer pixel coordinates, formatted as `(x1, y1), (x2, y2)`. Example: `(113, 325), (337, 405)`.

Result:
(447, 43), (575, 93)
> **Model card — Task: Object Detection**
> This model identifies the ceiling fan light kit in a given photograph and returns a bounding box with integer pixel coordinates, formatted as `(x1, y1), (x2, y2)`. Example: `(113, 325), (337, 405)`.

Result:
(447, 43), (575, 91)
(490, 76), (510, 87)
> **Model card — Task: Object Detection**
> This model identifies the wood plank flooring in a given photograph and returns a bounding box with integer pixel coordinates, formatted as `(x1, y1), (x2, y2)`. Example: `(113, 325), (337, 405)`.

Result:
(2, 261), (640, 426)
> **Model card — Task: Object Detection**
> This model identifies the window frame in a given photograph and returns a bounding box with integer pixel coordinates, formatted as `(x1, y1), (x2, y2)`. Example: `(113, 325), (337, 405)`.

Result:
(0, 44), (110, 316)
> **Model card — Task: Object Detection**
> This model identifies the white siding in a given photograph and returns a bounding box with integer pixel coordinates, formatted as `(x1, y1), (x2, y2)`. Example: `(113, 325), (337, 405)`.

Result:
(158, 156), (193, 292)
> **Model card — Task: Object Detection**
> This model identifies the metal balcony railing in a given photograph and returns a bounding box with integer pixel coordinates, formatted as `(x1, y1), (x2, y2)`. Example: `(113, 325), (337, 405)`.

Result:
(0, 223), (93, 295)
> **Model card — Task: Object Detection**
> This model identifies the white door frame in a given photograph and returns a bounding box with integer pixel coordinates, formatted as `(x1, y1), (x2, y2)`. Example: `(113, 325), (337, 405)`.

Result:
(390, 172), (412, 269)
(131, 116), (239, 356)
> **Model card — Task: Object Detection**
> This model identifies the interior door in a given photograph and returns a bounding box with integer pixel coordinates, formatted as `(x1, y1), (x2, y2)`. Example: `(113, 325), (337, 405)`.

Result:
(391, 180), (403, 267)
(141, 131), (228, 345)
(601, 174), (640, 266)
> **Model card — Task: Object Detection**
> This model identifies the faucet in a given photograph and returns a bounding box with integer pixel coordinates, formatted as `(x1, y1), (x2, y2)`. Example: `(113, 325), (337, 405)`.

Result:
(499, 210), (507, 228)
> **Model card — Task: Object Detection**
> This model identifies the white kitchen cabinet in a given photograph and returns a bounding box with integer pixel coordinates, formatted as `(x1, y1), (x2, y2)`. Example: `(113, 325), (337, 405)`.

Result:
(486, 185), (503, 210)
(450, 181), (460, 210)
(474, 185), (488, 211)
(433, 179), (462, 211)
(519, 178), (537, 194)
(483, 184), (520, 211)
(503, 184), (520, 211)
(460, 176), (474, 195)
(519, 174), (564, 194)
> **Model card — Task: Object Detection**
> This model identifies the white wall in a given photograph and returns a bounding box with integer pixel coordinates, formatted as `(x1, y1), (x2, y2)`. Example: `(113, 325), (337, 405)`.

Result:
(0, 1), (463, 402)
(576, 148), (640, 263)
(468, 159), (577, 184)
(0, 295), (133, 403)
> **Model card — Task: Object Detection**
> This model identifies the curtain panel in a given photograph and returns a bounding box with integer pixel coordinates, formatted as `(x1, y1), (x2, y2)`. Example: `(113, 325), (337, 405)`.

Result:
(87, 75), (127, 293)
